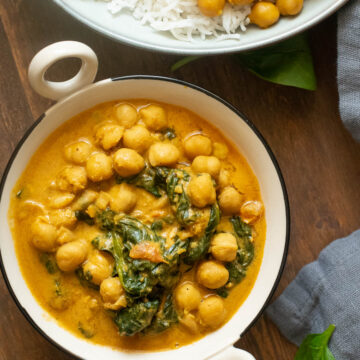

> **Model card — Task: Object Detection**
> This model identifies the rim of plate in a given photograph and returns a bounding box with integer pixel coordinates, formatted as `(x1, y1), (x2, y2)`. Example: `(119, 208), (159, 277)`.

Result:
(0, 76), (290, 358)
(52, 0), (347, 55)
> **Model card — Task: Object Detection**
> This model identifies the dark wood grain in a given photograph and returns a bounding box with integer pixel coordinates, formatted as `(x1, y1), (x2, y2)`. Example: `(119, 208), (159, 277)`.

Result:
(0, 0), (359, 359)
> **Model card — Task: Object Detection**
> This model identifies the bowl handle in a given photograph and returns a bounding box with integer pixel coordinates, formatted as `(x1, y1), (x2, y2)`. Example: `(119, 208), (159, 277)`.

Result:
(209, 346), (256, 360)
(28, 41), (98, 101)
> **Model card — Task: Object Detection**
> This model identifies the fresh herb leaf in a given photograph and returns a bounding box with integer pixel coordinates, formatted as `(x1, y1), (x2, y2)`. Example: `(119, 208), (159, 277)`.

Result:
(151, 220), (163, 232)
(114, 300), (160, 336)
(75, 210), (95, 225)
(236, 33), (316, 91)
(78, 322), (94, 338)
(39, 253), (58, 274)
(295, 325), (336, 360)
(171, 56), (201, 72)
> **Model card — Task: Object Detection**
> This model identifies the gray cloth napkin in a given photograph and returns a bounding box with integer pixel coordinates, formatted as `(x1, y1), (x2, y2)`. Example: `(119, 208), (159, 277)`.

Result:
(267, 229), (360, 359)
(337, 0), (360, 142)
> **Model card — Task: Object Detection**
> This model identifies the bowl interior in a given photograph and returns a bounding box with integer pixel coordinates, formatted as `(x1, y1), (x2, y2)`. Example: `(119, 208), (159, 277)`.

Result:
(0, 77), (288, 360)
(54, 0), (347, 54)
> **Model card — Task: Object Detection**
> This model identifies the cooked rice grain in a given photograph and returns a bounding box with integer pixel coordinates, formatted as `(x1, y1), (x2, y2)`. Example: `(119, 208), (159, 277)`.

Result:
(101, 0), (251, 41)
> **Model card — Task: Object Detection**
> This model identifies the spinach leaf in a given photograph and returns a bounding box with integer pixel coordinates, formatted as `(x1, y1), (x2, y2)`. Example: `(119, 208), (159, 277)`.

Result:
(217, 216), (254, 297)
(96, 209), (116, 231)
(171, 34), (316, 91)
(184, 203), (220, 264)
(116, 165), (170, 198)
(112, 231), (156, 297)
(75, 268), (99, 291)
(151, 220), (163, 232)
(166, 169), (200, 226)
(161, 128), (176, 140)
(78, 322), (94, 338)
(171, 56), (201, 72)
(75, 210), (95, 225)
(295, 325), (336, 360)
(236, 33), (316, 91)
(91, 233), (114, 254)
(39, 253), (58, 274)
(114, 299), (160, 336)
(147, 294), (178, 333)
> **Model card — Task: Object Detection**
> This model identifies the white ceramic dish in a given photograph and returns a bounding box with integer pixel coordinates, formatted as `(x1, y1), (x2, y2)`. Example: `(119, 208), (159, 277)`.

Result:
(53, 0), (347, 54)
(0, 42), (290, 360)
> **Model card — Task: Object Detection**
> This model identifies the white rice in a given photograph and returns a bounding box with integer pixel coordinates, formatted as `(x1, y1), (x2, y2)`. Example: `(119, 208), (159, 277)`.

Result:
(100, 0), (251, 41)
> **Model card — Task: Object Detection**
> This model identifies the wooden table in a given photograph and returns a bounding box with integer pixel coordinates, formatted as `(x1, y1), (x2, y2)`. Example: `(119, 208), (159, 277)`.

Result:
(0, 0), (359, 359)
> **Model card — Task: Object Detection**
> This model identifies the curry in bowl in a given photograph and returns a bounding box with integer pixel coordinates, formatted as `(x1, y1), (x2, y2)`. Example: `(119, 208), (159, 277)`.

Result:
(9, 100), (265, 351)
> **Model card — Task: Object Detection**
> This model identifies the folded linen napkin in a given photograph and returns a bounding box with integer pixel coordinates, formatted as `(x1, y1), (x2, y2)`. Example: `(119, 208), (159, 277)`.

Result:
(337, 0), (360, 142)
(267, 229), (360, 359)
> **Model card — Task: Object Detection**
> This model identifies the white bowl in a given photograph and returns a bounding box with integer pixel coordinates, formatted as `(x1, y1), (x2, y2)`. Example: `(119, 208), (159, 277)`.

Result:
(53, 0), (347, 54)
(0, 42), (290, 360)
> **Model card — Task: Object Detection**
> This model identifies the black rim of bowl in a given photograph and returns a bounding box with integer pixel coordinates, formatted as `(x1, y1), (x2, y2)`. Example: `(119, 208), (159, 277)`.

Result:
(0, 75), (290, 359)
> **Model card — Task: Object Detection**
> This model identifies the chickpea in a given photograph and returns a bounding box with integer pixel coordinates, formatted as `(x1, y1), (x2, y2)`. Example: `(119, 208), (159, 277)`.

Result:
(228, 0), (252, 4)
(249, 2), (280, 29)
(184, 135), (212, 159)
(72, 189), (98, 211)
(192, 156), (221, 178)
(113, 148), (145, 177)
(218, 186), (244, 215)
(86, 153), (113, 182)
(276, 0), (303, 15)
(100, 277), (127, 310)
(109, 183), (137, 213)
(123, 125), (152, 154)
(148, 142), (180, 167)
(212, 142), (229, 160)
(83, 250), (114, 285)
(197, 260), (229, 289)
(56, 226), (75, 245)
(56, 166), (87, 193)
(31, 217), (58, 252)
(179, 313), (199, 334)
(64, 141), (92, 164)
(211, 233), (238, 262)
(187, 173), (216, 208)
(115, 103), (138, 128)
(56, 239), (89, 272)
(218, 168), (230, 188)
(95, 123), (124, 150)
(198, 0), (225, 17)
(140, 104), (167, 131)
(240, 200), (264, 224)
(198, 296), (225, 328)
(48, 192), (75, 209)
(175, 282), (201, 311)
(95, 191), (111, 210)
(49, 208), (77, 228)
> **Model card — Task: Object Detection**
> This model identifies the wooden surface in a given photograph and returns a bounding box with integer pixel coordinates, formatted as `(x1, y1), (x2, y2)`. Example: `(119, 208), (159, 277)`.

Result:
(0, 0), (359, 359)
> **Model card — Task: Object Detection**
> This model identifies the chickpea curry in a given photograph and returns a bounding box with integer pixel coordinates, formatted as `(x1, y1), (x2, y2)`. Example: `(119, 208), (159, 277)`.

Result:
(9, 100), (266, 351)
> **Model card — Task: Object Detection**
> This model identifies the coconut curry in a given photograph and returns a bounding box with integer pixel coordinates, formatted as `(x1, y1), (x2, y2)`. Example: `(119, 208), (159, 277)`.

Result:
(9, 100), (266, 351)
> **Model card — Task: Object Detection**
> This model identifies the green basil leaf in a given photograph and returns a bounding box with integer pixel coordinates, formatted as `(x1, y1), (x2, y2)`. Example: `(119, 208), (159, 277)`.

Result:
(236, 33), (316, 91)
(295, 324), (336, 360)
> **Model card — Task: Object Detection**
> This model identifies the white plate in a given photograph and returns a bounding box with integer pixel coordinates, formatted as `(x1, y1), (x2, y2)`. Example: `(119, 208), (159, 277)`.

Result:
(53, 0), (347, 54)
